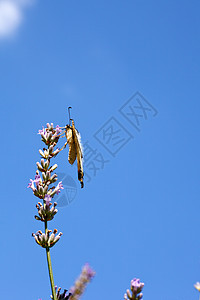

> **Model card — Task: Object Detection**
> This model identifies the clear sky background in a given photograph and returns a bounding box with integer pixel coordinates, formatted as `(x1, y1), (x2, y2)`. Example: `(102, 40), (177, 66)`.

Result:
(1, 1), (200, 300)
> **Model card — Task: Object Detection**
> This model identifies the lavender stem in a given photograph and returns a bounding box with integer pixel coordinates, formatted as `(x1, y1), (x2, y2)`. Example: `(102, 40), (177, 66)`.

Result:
(45, 220), (57, 300)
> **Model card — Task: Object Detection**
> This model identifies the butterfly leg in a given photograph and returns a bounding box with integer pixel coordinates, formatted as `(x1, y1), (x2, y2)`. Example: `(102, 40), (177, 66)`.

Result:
(58, 131), (66, 137)
(59, 141), (68, 152)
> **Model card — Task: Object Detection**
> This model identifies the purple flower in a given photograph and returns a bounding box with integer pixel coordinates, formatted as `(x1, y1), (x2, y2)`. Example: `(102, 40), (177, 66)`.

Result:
(38, 126), (46, 136)
(131, 278), (144, 294)
(83, 263), (96, 280)
(55, 181), (64, 195)
(38, 126), (50, 141)
(124, 278), (144, 300)
(27, 174), (42, 192)
(34, 174), (42, 188)
(55, 125), (62, 135)
(27, 179), (36, 192)
(44, 194), (51, 207)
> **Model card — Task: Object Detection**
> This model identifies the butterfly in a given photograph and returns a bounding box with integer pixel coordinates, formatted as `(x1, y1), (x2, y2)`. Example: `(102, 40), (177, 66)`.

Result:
(60, 107), (84, 188)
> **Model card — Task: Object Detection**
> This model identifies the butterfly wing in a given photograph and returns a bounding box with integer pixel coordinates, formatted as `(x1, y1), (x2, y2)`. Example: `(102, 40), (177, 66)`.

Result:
(71, 120), (84, 188)
(68, 142), (77, 165)
(65, 126), (77, 165)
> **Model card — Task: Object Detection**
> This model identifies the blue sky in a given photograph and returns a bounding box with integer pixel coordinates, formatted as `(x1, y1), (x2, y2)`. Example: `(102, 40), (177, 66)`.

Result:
(1, 1), (200, 300)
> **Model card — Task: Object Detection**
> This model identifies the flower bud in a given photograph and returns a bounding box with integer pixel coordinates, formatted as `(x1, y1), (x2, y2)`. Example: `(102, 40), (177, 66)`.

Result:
(49, 145), (54, 154)
(39, 149), (45, 158)
(46, 132), (52, 142)
(38, 185), (44, 195)
(32, 232), (40, 244)
(44, 160), (50, 170)
(42, 172), (46, 181)
(53, 149), (60, 156)
(41, 159), (45, 168)
(33, 190), (40, 197)
(50, 174), (58, 183)
(49, 229), (56, 244)
(51, 232), (63, 246)
(43, 185), (48, 194)
(124, 293), (128, 300)
(50, 164), (58, 172)
(126, 289), (132, 299)
(43, 149), (49, 158)
(36, 162), (43, 171)
(41, 133), (47, 141)
(46, 171), (51, 181)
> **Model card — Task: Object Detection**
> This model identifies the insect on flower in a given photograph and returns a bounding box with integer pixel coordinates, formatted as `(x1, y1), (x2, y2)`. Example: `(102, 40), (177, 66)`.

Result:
(60, 107), (84, 188)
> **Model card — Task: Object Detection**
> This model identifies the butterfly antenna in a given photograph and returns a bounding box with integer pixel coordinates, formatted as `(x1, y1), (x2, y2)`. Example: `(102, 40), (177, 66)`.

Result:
(68, 106), (72, 125)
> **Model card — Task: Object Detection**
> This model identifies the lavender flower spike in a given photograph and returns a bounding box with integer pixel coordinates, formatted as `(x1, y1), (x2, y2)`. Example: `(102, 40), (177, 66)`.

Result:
(69, 263), (95, 300)
(29, 121), (65, 300)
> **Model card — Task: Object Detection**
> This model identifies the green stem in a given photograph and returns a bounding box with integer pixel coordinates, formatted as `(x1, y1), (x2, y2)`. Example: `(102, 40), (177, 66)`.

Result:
(45, 220), (57, 300)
